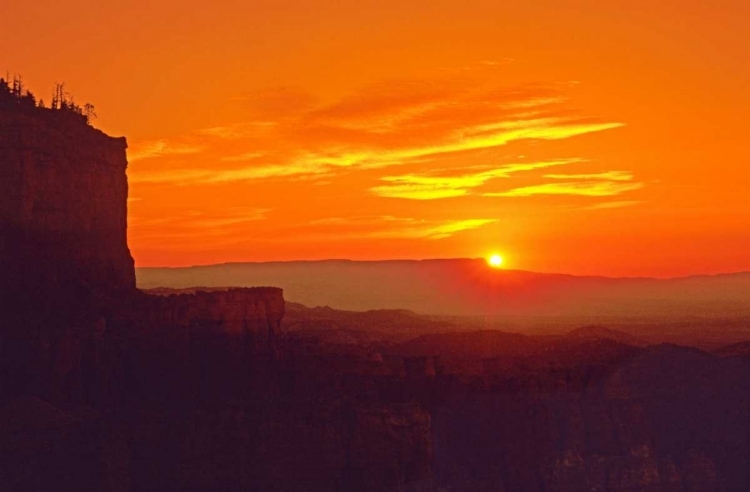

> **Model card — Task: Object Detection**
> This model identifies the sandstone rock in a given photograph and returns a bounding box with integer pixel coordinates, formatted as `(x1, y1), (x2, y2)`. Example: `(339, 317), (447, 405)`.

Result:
(0, 109), (135, 312)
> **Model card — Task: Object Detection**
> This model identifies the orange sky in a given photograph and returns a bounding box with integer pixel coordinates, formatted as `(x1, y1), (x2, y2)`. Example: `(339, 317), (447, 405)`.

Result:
(3, 0), (749, 276)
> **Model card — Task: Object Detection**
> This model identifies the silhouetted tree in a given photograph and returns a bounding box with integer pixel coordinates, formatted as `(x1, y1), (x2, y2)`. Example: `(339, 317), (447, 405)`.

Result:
(51, 82), (65, 110)
(83, 103), (97, 123)
(21, 90), (36, 109)
(11, 75), (23, 97)
(0, 73), (97, 122)
(67, 94), (83, 115)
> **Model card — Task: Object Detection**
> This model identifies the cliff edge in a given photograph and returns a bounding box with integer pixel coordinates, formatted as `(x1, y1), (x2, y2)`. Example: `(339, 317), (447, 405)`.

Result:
(0, 107), (135, 314)
(0, 91), (285, 405)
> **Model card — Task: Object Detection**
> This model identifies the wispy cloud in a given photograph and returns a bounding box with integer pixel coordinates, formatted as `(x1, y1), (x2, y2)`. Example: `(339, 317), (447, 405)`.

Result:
(128, 140), (204, 162)
(371, 159), (580, 200)
(585, 200), (643, 210)
(301, 215), (497, 240)
(415, 219), (496, 240)
(130, 207), (270, 243)
(129, 160), (331, 185)
(197, 122), (277, 139)
(544, 171), (633, 181)
(487, 181), (644, 197)
(220, 151), (266, 162)
(128, 80), (624, 184)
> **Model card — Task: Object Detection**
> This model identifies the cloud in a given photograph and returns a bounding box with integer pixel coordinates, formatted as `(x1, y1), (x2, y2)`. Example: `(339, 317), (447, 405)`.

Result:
(371, 159), (581, 200)
(585, 200), (643, 210)
(132, 213), (496, 247)
(197, 122), (277, 139)
(301, 215), (497, 240)
(544, 171), (633, 181)
(220, 151), (266, 162)
(371, 182), (469, 200)
(129, 159), (332, 185)
(487, 181), (644, 197)
(129, 207), (270, 243)
(415, 219), (497, 240)
(129, 79), (624, 184)
(351, 119), (621, 170)
(128, 140), (204, 162)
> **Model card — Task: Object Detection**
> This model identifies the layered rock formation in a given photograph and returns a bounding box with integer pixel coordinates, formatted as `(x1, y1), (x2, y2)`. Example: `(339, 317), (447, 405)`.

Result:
(428, 343), (750, 492)
(0, 108), (135, 313)
(112, 288), (285, 401)
(0, 102), (287, 408)
(128, 288), (284, 342)
(0, 102), (135, 407)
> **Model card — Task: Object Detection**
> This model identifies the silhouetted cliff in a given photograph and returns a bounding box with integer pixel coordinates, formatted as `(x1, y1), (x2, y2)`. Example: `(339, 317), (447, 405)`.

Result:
(0, 106), (135, 314)
(0, 103), (286, 409)
(112, 288), (285, 401)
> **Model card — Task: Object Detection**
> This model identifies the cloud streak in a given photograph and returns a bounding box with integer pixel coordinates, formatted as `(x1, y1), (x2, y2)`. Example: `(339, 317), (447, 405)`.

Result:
(487, 181), (644, 197)
(585, 200), (643, 210)
(128, 140), (204, 162)
(129, 207), (271, 244)
(128, 80), (624, 184)
(371, 159), (581, 200)
(129, 160), (331, 185)
(301, 216), (497, 240)
(544, 171), (633, 181)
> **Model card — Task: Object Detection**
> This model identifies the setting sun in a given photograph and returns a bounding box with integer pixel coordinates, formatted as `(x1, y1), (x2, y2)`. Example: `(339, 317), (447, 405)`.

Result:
(488, 254), (504, 268)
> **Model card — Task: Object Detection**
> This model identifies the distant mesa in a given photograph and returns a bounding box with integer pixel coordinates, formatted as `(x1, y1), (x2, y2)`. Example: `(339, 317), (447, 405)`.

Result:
(137, 259), (750, 318)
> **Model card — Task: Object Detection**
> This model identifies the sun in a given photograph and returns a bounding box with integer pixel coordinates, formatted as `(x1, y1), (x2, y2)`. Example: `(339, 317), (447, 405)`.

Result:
(487, 254), (504, 268)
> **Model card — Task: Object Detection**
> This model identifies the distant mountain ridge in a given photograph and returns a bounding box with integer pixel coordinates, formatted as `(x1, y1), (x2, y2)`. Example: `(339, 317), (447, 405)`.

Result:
(566, 325), (648, 347)
(137, 259), (750, 318)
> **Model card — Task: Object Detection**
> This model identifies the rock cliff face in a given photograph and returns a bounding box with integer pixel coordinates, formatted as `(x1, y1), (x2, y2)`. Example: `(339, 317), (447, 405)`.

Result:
(0, 109), (135, 313)
(430, 343), (750, 492)
(0, 105), (286, 408)
(112, 288), (285, 400)
(129, 288), (284, 339)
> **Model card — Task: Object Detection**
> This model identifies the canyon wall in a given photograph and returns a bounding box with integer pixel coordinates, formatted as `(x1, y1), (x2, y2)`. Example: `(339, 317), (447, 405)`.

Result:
(0, 109), (135, 314)
(0, 105), (287, 406)
(112, 288), (285, 400)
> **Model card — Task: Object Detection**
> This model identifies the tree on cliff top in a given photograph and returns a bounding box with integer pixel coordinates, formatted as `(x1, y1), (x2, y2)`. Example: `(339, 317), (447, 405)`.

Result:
(51, 82), (97, 124)
(0, 75), (37, 110)
(83, 103), (97, 122)
(0, 74), (97, 124)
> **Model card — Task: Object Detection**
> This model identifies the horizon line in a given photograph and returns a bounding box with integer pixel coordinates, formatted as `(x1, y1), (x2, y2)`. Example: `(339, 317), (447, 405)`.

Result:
(134, 258), (750, 282)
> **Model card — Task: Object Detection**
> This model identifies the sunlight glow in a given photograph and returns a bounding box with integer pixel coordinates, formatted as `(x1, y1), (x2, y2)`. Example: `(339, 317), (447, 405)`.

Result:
(488, 254), (504, 268)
